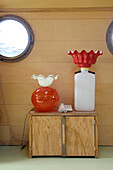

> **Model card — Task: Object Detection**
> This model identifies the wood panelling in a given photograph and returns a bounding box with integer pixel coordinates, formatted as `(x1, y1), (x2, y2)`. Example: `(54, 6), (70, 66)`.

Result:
(0, 41), (106, 64)
(1, 63), (76, 84)
(96, 84), (113, 105)
(2, 62), (113, 84)
(0, 125), (29, 145)
(96, 105), (113, 126)
(0, 126), (10, 145)
(1, 84), (73, 105)
(1, 83), (113, 105)
(1, 84), (33, 105)
(94, 63), (113, 83)
(99, 126), (113, 145)
(27, 19), (110, 41)
(0, 41), (112, 65)
(0, 105), (32, 126)
(1, 11), (113, 19)
(0, 11), (113, 145)
(10, 125), (29, 145)
(0, 0), (113, 8)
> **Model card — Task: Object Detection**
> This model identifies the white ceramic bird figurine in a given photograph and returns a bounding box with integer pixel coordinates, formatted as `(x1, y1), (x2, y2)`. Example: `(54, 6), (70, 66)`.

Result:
(31, 74), (60, 87)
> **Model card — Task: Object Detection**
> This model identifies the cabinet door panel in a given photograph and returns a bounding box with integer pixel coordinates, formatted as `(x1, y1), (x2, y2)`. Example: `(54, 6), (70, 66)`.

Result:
(66, 117), (95, 156)
(32, 116), (62, 156)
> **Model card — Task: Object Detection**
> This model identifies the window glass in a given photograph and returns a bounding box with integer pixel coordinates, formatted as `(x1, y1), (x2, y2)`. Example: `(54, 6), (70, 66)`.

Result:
(0, 15), (34, 62)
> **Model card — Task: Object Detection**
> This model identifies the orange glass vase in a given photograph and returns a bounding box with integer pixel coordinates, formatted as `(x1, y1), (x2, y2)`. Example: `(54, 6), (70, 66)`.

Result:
(31, 87), (59, 111)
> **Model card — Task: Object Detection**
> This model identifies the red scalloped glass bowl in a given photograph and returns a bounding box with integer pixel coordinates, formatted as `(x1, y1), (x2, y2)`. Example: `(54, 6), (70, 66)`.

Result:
(31, 87), (59, 111)
(68, 50), (103, 67)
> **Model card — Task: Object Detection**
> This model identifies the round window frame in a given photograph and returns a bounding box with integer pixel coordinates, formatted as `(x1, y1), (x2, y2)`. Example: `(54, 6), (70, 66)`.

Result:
(0, 15), (34, 62)
(106, 21), (113, 55)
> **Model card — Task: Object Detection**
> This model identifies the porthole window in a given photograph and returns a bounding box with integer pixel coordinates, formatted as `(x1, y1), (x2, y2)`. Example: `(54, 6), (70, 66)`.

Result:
(106, 21), (113, 54)
(0, 15), (34, 62)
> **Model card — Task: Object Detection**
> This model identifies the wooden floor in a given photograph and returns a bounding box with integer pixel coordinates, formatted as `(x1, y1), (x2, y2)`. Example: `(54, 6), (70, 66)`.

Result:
(0, 146), (113, 170)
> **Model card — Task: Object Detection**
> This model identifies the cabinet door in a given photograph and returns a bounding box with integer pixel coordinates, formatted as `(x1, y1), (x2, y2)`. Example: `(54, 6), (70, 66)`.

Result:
(32, 116), (62, 156)
(66, 116), (95, 156)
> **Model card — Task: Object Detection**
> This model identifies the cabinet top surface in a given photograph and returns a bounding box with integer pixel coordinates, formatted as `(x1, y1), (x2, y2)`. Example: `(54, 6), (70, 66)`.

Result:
(29, 108), (97, 116)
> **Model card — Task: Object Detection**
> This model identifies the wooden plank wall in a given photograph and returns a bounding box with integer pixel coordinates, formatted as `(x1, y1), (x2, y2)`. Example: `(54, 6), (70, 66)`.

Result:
(1, 0), (113, 8)
(0, 11), (113, 145)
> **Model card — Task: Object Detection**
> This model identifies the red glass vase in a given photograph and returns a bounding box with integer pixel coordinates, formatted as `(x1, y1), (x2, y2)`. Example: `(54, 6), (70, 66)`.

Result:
(68, 50), (103, 67)
(31, 87), (59, 112)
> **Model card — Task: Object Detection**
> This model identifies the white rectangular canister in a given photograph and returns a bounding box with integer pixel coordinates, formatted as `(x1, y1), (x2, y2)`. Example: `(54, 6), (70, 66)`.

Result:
(74, 68), (95, 111)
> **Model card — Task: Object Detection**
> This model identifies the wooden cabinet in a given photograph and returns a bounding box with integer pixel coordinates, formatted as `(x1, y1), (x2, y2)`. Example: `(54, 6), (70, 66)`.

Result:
(29, 109), (98, 158)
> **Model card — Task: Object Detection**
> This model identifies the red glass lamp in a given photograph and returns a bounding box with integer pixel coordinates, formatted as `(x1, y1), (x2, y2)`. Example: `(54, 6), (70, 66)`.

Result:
(31, 74), (59, 112)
